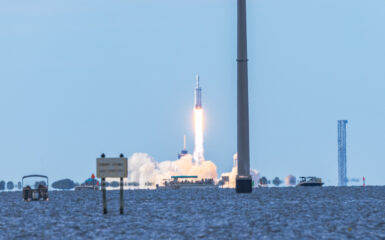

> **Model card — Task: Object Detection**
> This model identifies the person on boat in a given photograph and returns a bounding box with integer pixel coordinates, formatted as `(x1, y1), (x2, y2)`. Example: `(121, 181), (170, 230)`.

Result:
(23, 185), (32, 200)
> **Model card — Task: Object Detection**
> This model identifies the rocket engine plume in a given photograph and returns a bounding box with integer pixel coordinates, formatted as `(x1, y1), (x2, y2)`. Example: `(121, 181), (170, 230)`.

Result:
(193, 74), (204, 164)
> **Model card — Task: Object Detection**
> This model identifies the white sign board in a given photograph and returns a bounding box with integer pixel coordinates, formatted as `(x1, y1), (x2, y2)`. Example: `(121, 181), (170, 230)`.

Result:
(97, 157), (128, 178)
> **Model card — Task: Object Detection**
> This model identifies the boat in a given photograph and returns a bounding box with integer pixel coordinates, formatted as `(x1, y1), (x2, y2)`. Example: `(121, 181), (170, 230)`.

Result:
(296, 176), (324, 187)
(156, 176), (218, 189)
(75, 185), (99, 190)
(258, 176), (269, 188)
(22, 175), (49, 201)
(75, 174), (100, 190)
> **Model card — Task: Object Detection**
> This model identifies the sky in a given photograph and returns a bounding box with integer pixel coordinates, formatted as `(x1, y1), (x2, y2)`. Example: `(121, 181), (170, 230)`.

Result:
(1, 0), (385, 186)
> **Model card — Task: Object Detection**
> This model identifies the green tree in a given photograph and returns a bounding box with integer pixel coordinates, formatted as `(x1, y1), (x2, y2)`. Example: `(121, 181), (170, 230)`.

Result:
(7, 181), (14, 190)
(52, 179), (75, 190)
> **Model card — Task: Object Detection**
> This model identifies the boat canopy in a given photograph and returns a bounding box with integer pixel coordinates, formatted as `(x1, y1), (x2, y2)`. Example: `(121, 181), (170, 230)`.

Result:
(171, 176), (198, 179)
(22, 175), (48, 180)
(22, 175), (49, 189)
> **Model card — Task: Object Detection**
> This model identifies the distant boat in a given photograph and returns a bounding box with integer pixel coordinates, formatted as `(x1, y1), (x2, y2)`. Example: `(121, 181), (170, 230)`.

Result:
(75, 174), (100, 191)
(156, 176), (217, 189)
(296, 177), (324, 187)
(258, 176), (269, 188)
(75, 185), (99, 191)
(22, 175), (49, 201)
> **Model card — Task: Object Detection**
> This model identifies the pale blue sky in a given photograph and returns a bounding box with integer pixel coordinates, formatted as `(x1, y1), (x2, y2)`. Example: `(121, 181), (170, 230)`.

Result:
(1, 0), (385, 185)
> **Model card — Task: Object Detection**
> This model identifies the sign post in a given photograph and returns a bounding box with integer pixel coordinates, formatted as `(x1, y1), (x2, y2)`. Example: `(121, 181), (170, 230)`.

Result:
(102, 176), (107, 214)
(120, 177), (124, 214)
(97, 153), (128, 215)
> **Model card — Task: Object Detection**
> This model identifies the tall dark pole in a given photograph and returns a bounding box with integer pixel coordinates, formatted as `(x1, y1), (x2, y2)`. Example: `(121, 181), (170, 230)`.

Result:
(236, 0), (252, 193)
(102, 177), (107, 214)
(101, 153), (107, 214)
(120, 177), (124, 214)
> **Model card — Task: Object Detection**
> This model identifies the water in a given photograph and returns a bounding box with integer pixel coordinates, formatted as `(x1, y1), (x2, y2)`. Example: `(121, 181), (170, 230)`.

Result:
(0, 187), (384, 239)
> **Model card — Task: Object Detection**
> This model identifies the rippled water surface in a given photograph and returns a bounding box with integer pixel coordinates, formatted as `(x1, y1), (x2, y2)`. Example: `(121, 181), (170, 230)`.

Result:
(0, 187), (384, 239)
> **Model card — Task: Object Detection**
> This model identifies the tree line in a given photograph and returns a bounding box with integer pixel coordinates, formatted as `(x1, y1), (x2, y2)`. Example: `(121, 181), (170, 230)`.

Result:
(0, 178), (129, 191)
(0, 181), (21, 191)
(0, 179), (76, 191)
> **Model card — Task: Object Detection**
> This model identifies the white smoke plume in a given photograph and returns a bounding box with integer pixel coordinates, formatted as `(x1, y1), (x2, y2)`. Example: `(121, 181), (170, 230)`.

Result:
(220, 153), (260, 188)
(125, 152), (217, 188)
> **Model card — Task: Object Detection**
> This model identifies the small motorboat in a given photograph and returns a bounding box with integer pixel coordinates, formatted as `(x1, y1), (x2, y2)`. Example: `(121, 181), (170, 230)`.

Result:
(157, 176), (218, 189)
(258, 176), (269, 188)
(22, 175), (49, 201)
(75, 185), (99, 190)
(75, 174), (100, 191)
(296, 176), (324, 187)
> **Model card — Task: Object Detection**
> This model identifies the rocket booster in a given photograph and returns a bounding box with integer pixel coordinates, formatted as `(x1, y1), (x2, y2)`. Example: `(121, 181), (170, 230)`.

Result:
(195, 74), (202, 109)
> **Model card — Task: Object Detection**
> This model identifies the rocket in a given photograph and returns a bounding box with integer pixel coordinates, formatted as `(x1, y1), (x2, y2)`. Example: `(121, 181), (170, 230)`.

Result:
(195, 74), (202, 109)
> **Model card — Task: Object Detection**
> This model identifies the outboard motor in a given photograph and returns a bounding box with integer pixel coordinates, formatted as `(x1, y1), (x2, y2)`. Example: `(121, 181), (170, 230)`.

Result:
(32, 191), (40, 200)
(23, 187), (32, 201)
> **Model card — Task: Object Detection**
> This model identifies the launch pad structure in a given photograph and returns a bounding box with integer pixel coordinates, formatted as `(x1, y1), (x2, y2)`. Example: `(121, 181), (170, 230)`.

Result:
(236, 0), (252, 193)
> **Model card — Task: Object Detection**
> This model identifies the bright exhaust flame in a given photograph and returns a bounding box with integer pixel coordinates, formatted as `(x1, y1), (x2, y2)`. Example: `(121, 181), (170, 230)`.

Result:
(193, 108), (204, 164)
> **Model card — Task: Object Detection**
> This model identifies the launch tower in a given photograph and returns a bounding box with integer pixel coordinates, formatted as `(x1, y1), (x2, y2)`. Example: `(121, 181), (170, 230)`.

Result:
(338, 120), (348, 186)
(178, 135), (188, 159)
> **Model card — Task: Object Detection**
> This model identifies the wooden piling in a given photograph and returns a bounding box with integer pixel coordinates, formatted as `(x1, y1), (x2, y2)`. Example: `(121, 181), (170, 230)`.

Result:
(102, 177), (107, 214)
(120, 177), (124, 214)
